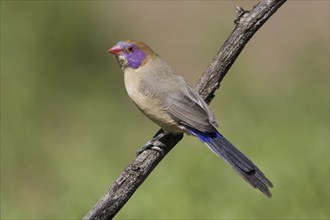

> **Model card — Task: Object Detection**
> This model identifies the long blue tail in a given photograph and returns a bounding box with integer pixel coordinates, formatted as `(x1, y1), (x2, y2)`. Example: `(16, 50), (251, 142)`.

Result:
(188, 128), (273, 197)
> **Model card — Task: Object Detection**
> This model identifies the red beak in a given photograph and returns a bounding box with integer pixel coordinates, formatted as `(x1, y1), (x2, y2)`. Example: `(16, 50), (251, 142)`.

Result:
(108, 45), (122, 55)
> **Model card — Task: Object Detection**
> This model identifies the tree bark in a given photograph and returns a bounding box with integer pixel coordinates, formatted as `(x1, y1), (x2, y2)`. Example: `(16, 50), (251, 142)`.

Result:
(83, 0), (286, 219)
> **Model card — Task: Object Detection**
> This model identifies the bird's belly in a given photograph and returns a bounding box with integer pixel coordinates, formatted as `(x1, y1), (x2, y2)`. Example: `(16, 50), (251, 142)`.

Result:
(133, 95), (185, 133)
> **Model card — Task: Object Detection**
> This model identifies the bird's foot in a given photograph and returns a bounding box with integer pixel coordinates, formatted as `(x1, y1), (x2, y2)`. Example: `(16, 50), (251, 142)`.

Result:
(136, 140), (165, 156)
(136, 130), (169, 156)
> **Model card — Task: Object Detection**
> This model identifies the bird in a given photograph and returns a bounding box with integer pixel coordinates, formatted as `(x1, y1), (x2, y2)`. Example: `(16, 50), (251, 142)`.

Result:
(108, 40), (273, 197)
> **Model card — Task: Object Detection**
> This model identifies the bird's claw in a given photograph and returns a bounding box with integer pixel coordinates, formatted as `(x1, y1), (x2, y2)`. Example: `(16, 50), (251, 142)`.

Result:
(137, 140), (166, 156)
(136, 141), (153, 155)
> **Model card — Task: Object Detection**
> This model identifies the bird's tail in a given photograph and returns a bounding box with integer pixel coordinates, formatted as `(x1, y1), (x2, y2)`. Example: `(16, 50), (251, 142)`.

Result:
(188, 128), (273, 197)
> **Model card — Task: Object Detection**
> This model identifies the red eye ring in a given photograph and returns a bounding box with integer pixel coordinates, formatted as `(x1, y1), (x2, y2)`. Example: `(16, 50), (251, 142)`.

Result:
(127, 46), (135, 53)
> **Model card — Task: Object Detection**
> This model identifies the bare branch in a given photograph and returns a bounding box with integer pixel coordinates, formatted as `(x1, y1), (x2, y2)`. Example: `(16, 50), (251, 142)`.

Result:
(83, 0), (286, 219)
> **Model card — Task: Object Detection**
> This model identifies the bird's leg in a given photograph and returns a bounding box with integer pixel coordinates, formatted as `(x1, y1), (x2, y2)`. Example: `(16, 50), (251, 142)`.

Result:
(137, 129), (169, 155)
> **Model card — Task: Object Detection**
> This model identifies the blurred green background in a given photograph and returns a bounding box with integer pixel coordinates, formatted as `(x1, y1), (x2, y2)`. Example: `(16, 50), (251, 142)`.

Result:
(1, 1), (329, 219)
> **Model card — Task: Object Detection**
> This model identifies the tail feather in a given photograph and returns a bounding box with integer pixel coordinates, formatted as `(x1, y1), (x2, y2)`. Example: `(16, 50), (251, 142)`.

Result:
(189, 128), (273, 197)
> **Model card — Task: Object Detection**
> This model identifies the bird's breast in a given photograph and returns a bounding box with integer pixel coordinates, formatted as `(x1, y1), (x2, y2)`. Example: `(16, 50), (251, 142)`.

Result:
(123, 68), (185, 133)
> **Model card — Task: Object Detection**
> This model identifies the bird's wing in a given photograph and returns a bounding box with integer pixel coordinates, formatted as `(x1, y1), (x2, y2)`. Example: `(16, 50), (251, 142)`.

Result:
(166, 85), (218, 133)
(138, 56), (218, 133)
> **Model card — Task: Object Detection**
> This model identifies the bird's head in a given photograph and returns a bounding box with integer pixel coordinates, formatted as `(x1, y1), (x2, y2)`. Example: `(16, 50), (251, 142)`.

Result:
(108, 40), (156, 70)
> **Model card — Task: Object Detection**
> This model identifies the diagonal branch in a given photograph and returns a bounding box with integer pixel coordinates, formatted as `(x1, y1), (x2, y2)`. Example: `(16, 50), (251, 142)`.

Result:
(83, 0), (286, 219)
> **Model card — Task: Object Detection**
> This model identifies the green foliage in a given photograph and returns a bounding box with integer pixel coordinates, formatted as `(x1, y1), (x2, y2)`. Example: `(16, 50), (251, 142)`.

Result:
(1, 1), (329, 219)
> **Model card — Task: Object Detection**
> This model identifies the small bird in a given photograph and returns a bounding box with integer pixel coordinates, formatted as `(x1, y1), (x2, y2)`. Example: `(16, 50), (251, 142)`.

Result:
(108, 40), (273, 197)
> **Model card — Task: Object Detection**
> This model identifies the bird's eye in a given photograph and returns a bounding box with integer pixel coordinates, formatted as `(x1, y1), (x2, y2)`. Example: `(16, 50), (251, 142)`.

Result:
(127, 46), (135, 53)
